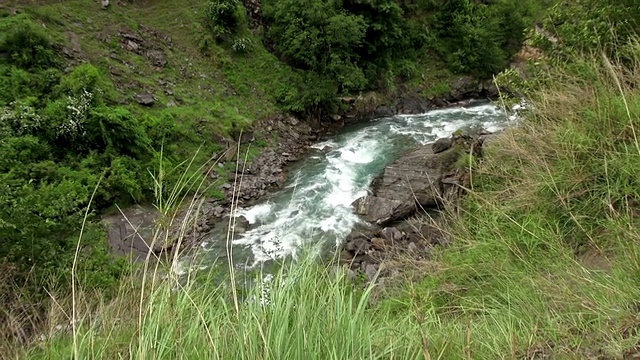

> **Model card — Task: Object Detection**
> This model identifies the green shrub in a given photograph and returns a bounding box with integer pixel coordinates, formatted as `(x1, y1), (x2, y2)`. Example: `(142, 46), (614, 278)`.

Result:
(0, 15), (165, 301)
(274, 72), (340, 117)
(0, 15), (59, 70)
(204, 0), (242, 40)
(260, 0), (547, 115)
(56, 63), (102, 97)
(263, 0), (367, 94)
(428, 0), (534, 77)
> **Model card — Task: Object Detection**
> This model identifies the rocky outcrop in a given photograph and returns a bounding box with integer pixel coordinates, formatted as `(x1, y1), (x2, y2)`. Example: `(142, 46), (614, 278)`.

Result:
(135, 93), (155, 106)
(243, 0), (263, 30)
(351, 133), (480, 226)
(341, 131), (492, 281)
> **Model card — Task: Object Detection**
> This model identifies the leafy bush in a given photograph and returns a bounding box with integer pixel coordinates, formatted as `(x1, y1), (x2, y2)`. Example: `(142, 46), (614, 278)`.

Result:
(0, 15), (59, 70)
(204, 0), (242, 40)
(0, 15), (184, 298)
(260, 0), (546, 115)
(274, 71), (340, 117)
(263, 0), (367, 94)
(426, 0), (537, 77)
(231, 37), (252, 53)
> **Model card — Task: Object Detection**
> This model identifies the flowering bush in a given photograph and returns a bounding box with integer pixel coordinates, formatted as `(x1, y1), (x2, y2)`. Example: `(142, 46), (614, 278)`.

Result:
(0, 100), (43, 136)
(57, 89), (93, 139)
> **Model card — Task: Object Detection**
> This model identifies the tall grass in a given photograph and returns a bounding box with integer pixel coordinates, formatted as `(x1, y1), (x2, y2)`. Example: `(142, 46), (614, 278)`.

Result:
(27, 256), (431, 359)
(381, 45), (640, 358)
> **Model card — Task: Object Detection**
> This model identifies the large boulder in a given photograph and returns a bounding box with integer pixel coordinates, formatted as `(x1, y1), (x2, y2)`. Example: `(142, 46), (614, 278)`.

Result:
(135, 93), (155, 106)
(352, 136), (476, 226)
(395, 95), (430, 114)
(352, 196), (414, 225)
(374, 105), (395, 118)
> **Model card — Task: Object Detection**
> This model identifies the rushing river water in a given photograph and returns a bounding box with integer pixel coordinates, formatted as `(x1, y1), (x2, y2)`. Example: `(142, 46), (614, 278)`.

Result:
(179, 101), (515, 273)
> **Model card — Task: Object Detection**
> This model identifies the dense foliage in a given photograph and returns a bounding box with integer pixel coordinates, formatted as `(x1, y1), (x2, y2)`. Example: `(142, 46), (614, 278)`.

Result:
(204, 0), (243, 40)
(0, 15), (181, 290)
(497, 0), (640, 97)
(4, 0), (640, 357)
(0, 0), (555, 295)
(257, 0), (548, 116)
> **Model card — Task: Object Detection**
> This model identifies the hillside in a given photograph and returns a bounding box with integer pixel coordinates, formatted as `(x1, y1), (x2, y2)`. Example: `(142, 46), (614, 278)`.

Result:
(6, 0), (639, 358)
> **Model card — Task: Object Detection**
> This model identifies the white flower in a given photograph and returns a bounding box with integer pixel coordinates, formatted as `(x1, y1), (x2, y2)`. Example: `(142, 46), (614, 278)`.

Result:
(58, 89), (93, 138)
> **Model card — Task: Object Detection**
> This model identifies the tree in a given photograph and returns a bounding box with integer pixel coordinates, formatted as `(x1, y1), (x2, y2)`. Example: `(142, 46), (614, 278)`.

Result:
(263, 0), (368, 93)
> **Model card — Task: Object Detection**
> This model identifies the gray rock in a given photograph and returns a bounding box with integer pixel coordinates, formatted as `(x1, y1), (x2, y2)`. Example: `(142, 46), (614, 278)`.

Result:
(365, 264), (378, 280)
(373, 145), (463, 204)
(395, 96), (429, 114)
(397, 220), (447, 246)
(61, 46), (75, 58)
(352, 254), (375, 265)
(123, 40), (139, 52)
(352, 145), (465, 225)
(146, 49), (167, 67)
(135, 93), (155, 106)
(432, 137), (452, 153)
(352, 196), (415, 226)
(345, 238), (371, 255)
(381, 227), (404, 243)
(371, 237), (387, 250)
(347, 268), (357, 280)
(441, 176), (461, 185)
(330, 114), (342, 122)
(374, 105), (395, 117)
(450, 76), (480, 101)
(340, 250), (353, 263)
(235, 216), (250, 229)
(407, 242), (418, 253)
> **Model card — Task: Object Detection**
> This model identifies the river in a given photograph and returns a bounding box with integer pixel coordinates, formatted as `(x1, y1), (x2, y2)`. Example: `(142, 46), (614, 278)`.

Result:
(177, 101), (515, 273)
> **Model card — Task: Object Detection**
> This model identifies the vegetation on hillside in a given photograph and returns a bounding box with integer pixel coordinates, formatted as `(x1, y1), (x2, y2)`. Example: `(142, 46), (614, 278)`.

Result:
(0, 0), (299, 338)
(262, 0), (552, 115)
(21, 38), (640, 355)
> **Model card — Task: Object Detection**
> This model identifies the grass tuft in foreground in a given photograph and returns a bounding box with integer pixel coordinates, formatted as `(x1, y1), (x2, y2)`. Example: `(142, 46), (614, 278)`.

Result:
(27, 256), (429, 360)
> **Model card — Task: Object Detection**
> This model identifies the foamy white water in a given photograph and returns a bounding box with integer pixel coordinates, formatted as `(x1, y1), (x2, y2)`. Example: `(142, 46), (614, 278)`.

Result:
(199, 102), (514, 268)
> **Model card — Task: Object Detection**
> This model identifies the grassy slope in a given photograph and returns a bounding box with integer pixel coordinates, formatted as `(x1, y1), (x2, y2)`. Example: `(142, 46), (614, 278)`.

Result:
(383, 52), (640, 358)
(21, 51), (640, 359)
(19, 0), (290, 121)
(3, 0), (302, 200)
